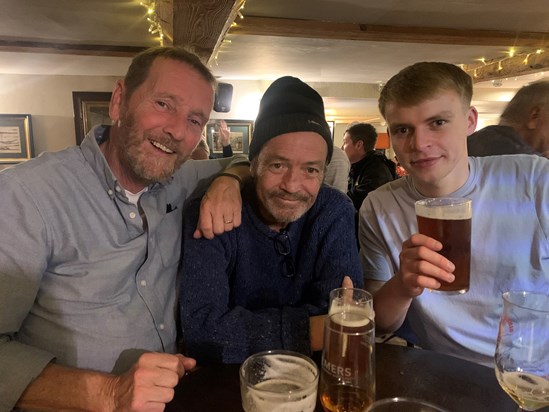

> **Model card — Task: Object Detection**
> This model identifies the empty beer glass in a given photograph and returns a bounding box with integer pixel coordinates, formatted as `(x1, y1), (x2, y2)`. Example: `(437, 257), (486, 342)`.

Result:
(415, 197), (472, 294)
(240, 350), (319, 412)
(319, 288), (376, 411)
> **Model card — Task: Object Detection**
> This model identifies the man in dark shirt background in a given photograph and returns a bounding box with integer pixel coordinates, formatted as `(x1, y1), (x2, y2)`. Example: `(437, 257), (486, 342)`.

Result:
(468, 80), (548, 157)
(342, 122), (397, 212)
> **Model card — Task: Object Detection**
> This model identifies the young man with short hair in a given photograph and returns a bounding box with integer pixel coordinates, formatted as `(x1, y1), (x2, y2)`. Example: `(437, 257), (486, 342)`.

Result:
(359, 62), (549, 366)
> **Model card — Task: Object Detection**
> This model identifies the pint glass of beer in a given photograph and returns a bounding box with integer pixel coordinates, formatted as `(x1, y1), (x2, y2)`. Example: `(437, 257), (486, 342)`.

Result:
(240, 350), (319, 412)
(319, 288), (376, 411)
(415, 197), (472, 294)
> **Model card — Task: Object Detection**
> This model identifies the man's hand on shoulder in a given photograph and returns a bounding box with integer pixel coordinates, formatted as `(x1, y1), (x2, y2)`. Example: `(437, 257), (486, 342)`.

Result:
(194, 165), (250, 239)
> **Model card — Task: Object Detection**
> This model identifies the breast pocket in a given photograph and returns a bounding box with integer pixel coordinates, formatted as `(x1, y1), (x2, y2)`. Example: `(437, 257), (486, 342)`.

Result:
(157, 211), (183, 268)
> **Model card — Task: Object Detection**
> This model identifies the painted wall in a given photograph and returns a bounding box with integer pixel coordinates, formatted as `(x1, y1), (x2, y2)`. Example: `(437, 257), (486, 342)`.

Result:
(0, 73), (118, 156)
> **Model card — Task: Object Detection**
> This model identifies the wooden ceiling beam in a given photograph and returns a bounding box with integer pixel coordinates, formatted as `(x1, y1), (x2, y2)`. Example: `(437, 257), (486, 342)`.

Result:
(230, 16), (548, 48)
(171, 0), (244, 63)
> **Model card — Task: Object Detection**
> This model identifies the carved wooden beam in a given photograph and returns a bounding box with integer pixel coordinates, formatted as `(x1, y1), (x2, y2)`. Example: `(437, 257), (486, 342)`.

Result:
(171, 0), (244, 63)
(230, 16), (548, 48)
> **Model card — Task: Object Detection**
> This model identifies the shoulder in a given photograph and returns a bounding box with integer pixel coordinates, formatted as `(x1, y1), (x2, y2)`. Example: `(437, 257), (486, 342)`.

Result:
(473, 154), (548, 174)
(316, 185), (352, 205)
(0, 146), (82, 188)
(469, 155), (548, 192)
(468, 126), (536, 156)
(360, 177), (410, 211)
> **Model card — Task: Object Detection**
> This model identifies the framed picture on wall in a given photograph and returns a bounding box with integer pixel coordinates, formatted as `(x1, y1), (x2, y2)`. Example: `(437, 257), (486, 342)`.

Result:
(206, 119), (253, 156)
(72, 91), (112, 145)
(0, 114), (34, 164)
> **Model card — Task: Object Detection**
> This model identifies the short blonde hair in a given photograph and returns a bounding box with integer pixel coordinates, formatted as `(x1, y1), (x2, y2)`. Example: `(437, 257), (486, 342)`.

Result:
(379, 62), (473, 118)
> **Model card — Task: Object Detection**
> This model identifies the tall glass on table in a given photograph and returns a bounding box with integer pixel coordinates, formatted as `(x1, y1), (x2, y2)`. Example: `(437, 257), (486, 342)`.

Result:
(319, 287), (376, 411)
(495, 291), (549, 411)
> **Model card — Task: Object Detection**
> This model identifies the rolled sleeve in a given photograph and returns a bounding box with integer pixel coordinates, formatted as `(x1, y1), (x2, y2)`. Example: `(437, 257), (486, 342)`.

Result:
(0, 340), (55, 411)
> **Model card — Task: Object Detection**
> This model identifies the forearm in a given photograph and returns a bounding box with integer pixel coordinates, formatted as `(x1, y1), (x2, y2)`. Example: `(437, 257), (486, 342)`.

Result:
(217, 164), (251, 187)
(16, 363), (115, 412)
(372, 276), (414, 334)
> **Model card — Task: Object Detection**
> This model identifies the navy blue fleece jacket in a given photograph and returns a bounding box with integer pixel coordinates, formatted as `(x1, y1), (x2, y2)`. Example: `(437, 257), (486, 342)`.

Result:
(179, 184), (363, 364)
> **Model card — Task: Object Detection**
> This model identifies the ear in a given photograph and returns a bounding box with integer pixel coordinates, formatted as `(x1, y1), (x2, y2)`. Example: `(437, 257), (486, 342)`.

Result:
(526, 106), (541, 130)
(250, 158), (258, 178)
(109, 79), (125, 123)
(466, 106), (478, 136)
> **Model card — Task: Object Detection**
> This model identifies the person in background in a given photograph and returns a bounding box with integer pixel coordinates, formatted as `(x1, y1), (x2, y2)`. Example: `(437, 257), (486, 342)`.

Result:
(342, 122), (397, 212)
(358, 62), (548, 367)
(179, 76), (363, 364)
(467, 79), (549, 157)
(216, 119), (234, 157)
(323, 145), (351, 193)
(191, 136), (211, 160)
(0, 46), (249, 411)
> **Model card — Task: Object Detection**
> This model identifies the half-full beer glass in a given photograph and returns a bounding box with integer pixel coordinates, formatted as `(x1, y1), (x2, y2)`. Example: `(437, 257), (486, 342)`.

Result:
(320, 288), (376, 411)
(240, 350), (319, 412)
(415, 197), (472, 294)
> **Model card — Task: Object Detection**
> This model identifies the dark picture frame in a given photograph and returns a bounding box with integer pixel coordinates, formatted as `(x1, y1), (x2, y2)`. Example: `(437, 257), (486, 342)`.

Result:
(0, 114), (34, 163)
(206, 119), (253, 156)
(72, 91), (112, 145)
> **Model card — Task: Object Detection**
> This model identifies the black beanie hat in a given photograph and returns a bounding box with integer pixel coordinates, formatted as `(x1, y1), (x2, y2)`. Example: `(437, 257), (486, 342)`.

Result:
(249, 76), (333, 163)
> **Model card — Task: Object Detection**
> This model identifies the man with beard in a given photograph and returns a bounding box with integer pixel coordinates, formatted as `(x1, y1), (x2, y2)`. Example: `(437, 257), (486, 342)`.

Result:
(0, 47), (248, 411)
(179, 76), (363, 364)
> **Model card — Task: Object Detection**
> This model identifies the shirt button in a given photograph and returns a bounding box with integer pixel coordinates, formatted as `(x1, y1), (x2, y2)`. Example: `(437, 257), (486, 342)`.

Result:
(159, 323), (165, 330)
(129, 212), (137, 219)
(140, 280), (147, 287)
(107, 189), (114, 196)
(115, 186), (121, 192)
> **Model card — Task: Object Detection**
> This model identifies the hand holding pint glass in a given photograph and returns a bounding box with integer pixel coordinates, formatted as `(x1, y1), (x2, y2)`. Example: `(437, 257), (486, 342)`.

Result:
(319, 288), (376, 411)
(415, 197), (472, 294)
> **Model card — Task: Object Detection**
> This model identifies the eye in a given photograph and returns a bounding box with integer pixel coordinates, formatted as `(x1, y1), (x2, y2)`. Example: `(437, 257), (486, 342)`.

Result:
(267, 162), (286, 174)
(306, 167), (320, 175)
(155, 100), (170, 110)
(392, 127), (408, 136)
(190, 118), (202, 127)
(433, 119), (447, 127)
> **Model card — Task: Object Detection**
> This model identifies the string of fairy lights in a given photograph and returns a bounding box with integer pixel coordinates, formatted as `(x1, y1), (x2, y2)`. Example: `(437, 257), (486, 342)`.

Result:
(136, 2), (545, 82)
(462, 48), (545, 79)
(136, 0), (246, 49)
(138, 0), (168, 46)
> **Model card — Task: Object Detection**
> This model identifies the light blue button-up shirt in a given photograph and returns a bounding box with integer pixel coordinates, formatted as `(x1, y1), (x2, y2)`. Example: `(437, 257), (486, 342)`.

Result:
(0, 125), (245, 409)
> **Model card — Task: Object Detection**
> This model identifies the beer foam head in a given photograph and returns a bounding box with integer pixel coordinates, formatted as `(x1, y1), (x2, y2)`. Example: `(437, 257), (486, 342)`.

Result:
(415, 197), (472, 220)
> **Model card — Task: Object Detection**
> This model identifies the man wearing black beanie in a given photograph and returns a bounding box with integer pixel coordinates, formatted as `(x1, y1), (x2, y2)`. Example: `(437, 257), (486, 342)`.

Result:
(179, 76), (363, 364)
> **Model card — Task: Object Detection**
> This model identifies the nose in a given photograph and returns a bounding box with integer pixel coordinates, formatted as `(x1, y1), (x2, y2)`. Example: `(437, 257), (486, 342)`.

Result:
(408, 128), (431, 151)
(279, 167), (300, 193)
(163, 114), (188, 142)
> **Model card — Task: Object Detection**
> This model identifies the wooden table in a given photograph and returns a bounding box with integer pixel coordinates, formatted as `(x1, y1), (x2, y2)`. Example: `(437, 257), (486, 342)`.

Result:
(167, 343), (547, 412)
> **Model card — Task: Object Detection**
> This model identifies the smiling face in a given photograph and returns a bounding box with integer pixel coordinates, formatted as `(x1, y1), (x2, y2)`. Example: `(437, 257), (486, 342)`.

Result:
(386, 90), (477, 197)
(251, 132), (327, 232)
(107, 57), (214, 191)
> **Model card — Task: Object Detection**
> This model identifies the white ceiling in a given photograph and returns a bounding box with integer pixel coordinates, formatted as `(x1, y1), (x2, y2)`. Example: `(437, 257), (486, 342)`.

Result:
(1, 0), (547, 125)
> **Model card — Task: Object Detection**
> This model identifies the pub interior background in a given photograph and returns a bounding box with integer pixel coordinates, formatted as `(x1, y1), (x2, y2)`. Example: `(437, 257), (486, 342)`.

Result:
(0, 0), (547, 171)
